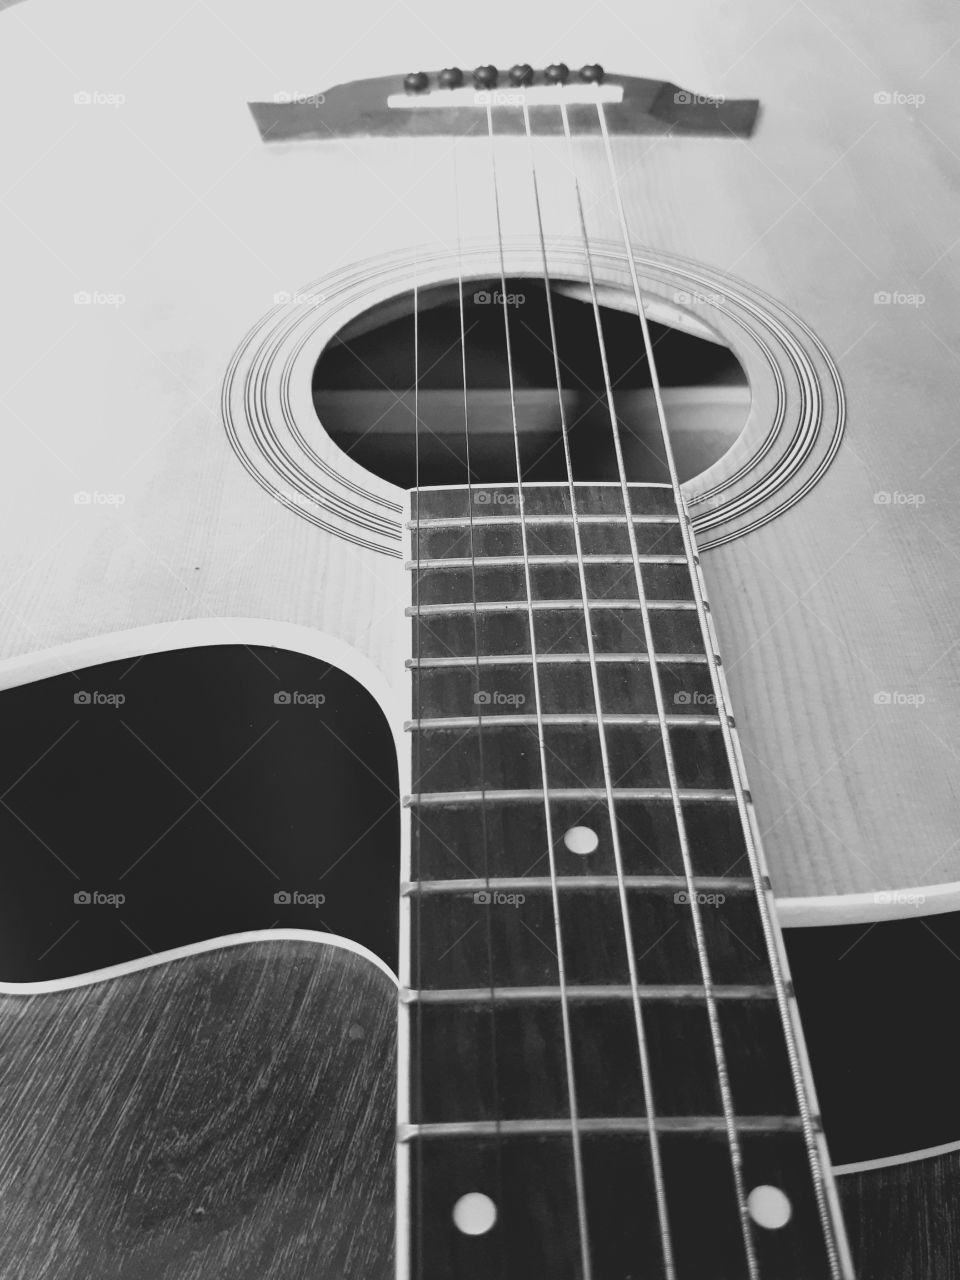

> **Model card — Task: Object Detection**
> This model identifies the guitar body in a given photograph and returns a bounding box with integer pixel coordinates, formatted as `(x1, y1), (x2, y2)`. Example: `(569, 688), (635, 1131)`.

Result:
(0, 938), (398, 1280)
(1, 0), (958, 1275)
(0, 921), (956, 1280)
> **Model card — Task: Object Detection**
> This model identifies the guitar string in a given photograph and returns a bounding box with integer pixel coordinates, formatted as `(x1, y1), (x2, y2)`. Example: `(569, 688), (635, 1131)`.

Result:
(568, 100), (761, 1278)
(521, 100), (677, 1280)
(450, 134), (509, 1272)
(594, 98), (846, 1279)
(411, 268), (425, 1280)
(485, 99), (594, 1280)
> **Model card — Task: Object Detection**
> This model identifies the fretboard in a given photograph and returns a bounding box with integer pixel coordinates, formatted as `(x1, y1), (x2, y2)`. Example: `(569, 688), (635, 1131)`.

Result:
(399, 482), (849, 1280)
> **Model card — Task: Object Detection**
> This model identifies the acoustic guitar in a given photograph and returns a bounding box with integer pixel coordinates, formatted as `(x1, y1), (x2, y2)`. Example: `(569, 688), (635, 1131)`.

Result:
(0, 2), (958, 1277)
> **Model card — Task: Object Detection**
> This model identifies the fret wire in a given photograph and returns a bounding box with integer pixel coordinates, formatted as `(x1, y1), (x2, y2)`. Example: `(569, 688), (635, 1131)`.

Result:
(405, 553), (688, 567)
(403, 1116), (806, 1140)
(405, 714), (721, 730)
(415, 479), (674, 492)
(596, 100), (852, 1280)
(402, 984), (779, 1004)
(407, 786), (738, 806)
(527, 102), (677, 1280)
(406, 598), (698, 614)
(487, 100), (594, 1280)
(562, 95), (764, 1279)
(406, 652), (711, 667)
(403, 875), (755, 894)
(405, 513), (682, 528)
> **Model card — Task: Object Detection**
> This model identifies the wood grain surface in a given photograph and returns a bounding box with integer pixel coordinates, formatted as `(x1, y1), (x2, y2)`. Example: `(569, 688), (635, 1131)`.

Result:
(838, 1150), (960, 1280)
(1, 926), (956, 1278)
(0, 938), (396, 1279)
(1, 0), (958, 903)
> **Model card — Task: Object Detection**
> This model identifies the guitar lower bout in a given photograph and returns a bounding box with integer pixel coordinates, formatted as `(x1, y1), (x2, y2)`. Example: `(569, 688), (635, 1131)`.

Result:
(0, 932), (398, 1280)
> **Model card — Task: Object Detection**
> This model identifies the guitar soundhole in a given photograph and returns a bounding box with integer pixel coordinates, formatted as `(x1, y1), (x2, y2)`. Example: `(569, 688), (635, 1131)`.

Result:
(313, 276), (748, 489)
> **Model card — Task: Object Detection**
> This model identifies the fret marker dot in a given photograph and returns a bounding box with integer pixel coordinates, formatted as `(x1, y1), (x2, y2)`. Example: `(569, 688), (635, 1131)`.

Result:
(563, 825), (599, 856)
(453, 1192), (497, 1235)
(747, 1185), (792, 1230)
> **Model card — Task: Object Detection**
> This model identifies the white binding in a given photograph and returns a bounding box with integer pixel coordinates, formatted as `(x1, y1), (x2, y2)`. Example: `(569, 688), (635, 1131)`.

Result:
(0, 617), (405, 735)
(778, 881), (960, 926)
(833, 1137), (960, 1177)
(0, 928), (398, 995)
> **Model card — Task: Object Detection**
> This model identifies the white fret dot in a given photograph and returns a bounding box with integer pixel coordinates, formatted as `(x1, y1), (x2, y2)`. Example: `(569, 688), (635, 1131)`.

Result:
(563, 825), (599, 856)
(747, 1185), (792, 1230)
(453, 1192), (497, 1235)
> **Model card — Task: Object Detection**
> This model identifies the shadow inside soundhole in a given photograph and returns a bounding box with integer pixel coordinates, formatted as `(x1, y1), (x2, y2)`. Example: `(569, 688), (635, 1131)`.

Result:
(314, 277), (749, 489)
(0, 647), (399, 982)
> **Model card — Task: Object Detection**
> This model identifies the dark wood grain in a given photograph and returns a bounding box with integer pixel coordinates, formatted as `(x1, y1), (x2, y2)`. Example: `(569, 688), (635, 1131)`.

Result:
(0, 938), (396, 1280)
(838, 1151), (960, 1280)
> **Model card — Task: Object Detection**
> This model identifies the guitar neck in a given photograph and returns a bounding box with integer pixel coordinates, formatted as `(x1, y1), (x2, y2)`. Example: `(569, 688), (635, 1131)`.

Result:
(400, 480), (851, 1278)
